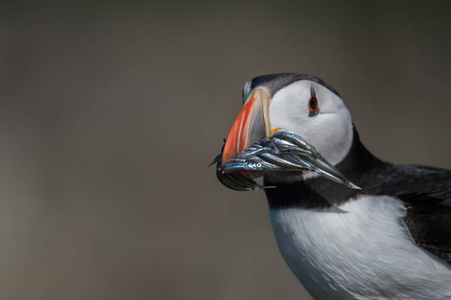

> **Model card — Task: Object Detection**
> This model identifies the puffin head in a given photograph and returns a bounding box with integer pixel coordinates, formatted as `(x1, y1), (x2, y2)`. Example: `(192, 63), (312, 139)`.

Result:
(221, 73), (354, 184)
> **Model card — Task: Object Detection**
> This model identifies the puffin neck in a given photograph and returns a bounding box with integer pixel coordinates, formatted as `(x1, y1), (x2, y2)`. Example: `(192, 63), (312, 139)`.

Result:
(264, 127), (385, 209)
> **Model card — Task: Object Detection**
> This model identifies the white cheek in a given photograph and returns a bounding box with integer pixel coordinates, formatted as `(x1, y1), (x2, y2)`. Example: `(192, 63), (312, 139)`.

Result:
(309, 112), (353, 165)
(269, 85), (353, 166)
(269, 86), (310, 130)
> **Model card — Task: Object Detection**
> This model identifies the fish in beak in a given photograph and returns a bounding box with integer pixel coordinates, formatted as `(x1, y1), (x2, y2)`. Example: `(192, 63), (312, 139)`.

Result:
(213, 88), (360, 191)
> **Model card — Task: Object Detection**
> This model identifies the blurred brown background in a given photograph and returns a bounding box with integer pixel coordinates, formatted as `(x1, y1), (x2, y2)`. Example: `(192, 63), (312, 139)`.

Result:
(1, 1), (451, 299)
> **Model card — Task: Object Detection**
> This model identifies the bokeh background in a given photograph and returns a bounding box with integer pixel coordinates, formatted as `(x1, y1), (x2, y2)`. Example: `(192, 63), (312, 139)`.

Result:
(1, 1), (451, 299)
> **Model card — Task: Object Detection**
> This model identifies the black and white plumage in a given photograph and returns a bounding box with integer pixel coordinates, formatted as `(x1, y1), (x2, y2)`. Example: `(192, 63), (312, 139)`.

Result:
(216, 73), (451, 299)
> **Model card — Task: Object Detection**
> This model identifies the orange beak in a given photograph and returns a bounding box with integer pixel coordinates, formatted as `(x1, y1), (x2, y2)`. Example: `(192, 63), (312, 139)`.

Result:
(222, 89), (271, 167)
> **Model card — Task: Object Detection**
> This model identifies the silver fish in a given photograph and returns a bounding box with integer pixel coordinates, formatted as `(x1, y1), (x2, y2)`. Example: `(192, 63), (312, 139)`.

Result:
(212, 130), (360, 191)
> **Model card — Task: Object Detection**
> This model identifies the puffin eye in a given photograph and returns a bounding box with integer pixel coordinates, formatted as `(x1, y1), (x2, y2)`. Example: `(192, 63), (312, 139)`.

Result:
(308, 96), (319, 117)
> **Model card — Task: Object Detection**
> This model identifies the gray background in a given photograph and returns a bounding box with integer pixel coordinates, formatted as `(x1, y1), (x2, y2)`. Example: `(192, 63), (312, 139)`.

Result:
(1, 1), (451, 299)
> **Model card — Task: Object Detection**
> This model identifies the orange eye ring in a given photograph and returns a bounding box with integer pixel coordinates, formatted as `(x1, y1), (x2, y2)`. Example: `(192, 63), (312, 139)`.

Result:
(308, 96), (319, 117)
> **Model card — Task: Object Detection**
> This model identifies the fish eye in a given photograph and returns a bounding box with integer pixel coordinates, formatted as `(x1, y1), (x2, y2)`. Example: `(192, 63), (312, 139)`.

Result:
(308, 96), (319, 117)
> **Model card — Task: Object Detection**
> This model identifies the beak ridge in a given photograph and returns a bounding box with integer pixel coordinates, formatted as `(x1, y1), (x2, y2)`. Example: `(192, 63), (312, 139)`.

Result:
(222, 89), (270, 166)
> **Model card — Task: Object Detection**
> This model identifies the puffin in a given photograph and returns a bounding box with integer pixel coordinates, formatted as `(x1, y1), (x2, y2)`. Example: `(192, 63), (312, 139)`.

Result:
(214, 73), (451, 299)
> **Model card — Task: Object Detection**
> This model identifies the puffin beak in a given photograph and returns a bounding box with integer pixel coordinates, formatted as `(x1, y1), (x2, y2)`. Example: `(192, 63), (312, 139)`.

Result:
(222, 89), (271, 167)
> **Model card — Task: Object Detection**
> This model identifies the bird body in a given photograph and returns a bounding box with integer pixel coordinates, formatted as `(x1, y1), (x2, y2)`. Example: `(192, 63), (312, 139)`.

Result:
(215, 73), (451, 299)
(264, 128), (451, 299)
(270, 194), (451, 300)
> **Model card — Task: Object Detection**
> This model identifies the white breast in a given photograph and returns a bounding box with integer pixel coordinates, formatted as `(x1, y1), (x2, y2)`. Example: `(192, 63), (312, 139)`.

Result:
(269, 195), (451, 300)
